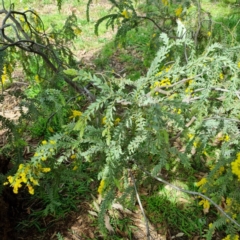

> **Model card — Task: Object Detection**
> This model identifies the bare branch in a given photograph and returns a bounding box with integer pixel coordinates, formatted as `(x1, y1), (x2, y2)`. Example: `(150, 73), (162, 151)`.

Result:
(129, 170), (151, 240)
(135, 162), (240, 228)
(146, 74), (203, 98)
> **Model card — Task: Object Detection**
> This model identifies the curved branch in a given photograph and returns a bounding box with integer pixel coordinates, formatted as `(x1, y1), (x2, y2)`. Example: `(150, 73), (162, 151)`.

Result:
(0, 5), (96, 101)
(136, 162), (240, 228)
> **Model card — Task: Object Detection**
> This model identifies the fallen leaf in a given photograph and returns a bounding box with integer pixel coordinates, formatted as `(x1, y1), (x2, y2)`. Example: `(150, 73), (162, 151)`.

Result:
(88, 210), (98, 217)
(193, 236), (200, 240)
(112, 202), (133, 215)
(175, 232), (184, 237)
(104, 214), (114, 233)
(93, 200), (100, 212)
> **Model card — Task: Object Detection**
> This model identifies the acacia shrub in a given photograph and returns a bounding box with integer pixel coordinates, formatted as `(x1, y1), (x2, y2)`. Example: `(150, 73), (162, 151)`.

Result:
(4, 27), (240, 238)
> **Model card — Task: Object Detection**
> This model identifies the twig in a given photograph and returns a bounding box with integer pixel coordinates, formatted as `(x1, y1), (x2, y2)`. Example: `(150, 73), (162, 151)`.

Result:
(185, 116), (196, 127)
(170, 116), (196, 142)
(43, 95), (82, 133)
(194, 87), (240, 95)
(158, 74), (203, 90)
(203, 116), (240, 123)
(155, 88), (170, 95)
(182, 96), (201, 103)
(138, 16), (167, 33)
(135, 163), (240, 228)
(146, 74), (202, 98)
(129, 170), (151, 240)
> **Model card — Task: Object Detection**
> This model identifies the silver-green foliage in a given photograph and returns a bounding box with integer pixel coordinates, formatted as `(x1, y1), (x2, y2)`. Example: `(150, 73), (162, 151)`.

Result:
(17, 30), (240, 236)
(65, 32), (240, 235)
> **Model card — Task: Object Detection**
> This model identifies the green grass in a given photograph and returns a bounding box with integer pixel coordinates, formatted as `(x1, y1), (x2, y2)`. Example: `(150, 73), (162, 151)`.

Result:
(3, 0), (154, 83)
(201, 0), (232, 18)
(143, 184), (207, 237)
(6, 0), (113, 53)
(93, 24), (159, 79)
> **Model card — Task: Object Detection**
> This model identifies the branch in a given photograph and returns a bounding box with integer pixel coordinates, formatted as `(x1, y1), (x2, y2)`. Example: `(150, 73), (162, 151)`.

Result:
(0, 6), (96, 101)
(129, 170), (151, 240)
(146, 74), (203, 98)
(170, 116), (196, 142)
(164, 74), (203, 89)
(203, 116), (240, 123)
(135, 162), (240, 229)
(138, 16), (167, 32)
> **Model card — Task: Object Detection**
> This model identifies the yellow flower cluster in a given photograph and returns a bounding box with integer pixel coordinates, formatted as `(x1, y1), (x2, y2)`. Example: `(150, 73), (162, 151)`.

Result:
(175, 6), (183, 17)
(3, 138), (58, 194)
(1, 65), (8, 85)
(216, 166), (225, 175)
(34, 75), (41, 83)
(73, 28), (82, 35)
(196, 177), (207, 193)
(224, 135), (230, 142)
(155, 66), (171, 77)
(238, 62), (240, 68)
(19, 16), (25, 23)
(226, 197), (232, 206)
(70, 154), (78, 170)
(196, 177), (207, 187)
(150, 78), (171, 90)
(218, 134), (230, 142)
(155, 65), (172, 77)
(225, 197), (239, 220)
(219, 72), (224, 80)
(102, 116), (121, 126)
(208, 165), (225, 180)
(19, 16), (30, 32)
(187, 133), (194, 140)
(121, 9), (131, 19)
(48, 127), (54, 133)
(49, 140), (56, 145)
(164, 66), (171, 72)
(72, 165), (78, 171)
(160, 78), (171, 86)
(162, 0), (168, 6)
(3, 163), (50, 194)
(98, 179), (105, 195)
(193, 140), (200, 148)
(69, 110), (82, 119)
(231, 153), (240, 180)
(185, 87), (193, 94)
(184, 78), (195, 95)
(222, 235), (239, 240)
(199, 199), (210, 212)
(114, 117), (121, 125)
(32, 12), (38, 24)
(102, 116), (107, 125)
(173, 108), (181, 114)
